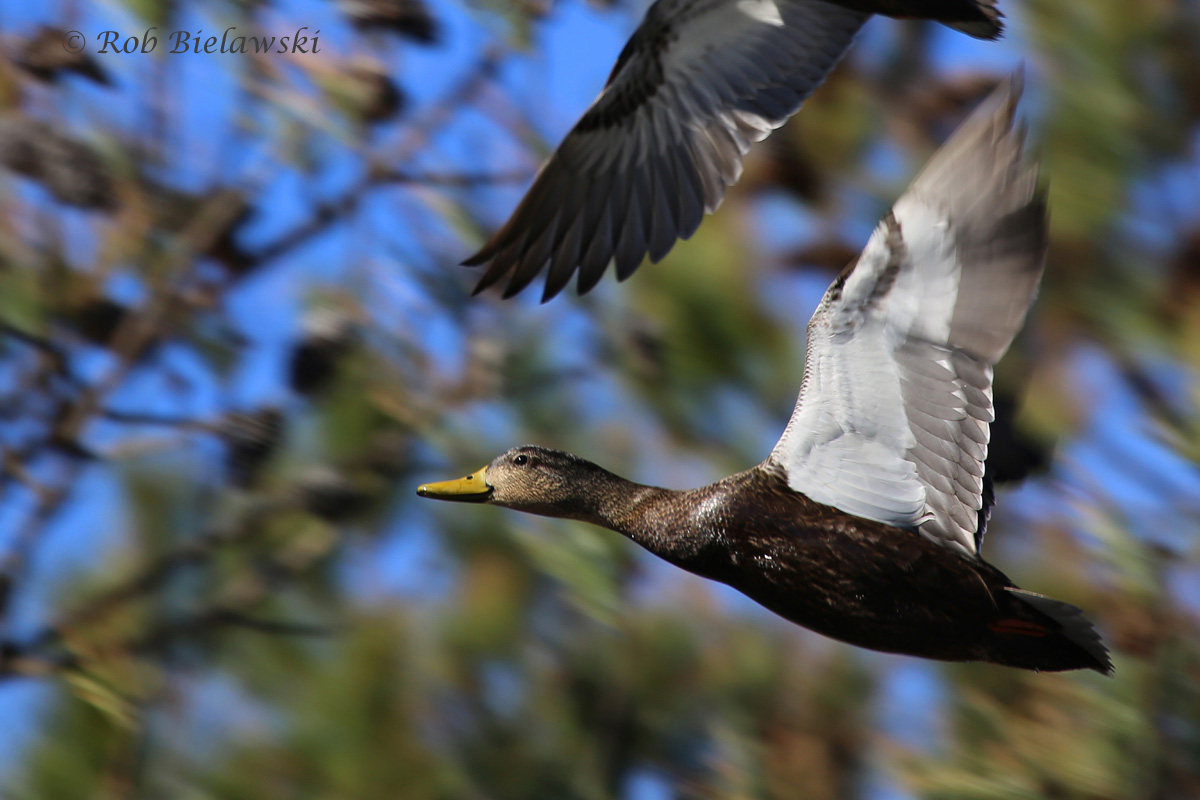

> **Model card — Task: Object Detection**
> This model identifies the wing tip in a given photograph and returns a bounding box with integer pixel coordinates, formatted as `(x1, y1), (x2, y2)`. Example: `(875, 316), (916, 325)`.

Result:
(461, 250), (488, 268)
(539, 279), (566, 304)
(466, 251), (598, 303)
(975, 67), (1024, 134)
(469, 258), (506, 296)
(908, 65), (1032, 198)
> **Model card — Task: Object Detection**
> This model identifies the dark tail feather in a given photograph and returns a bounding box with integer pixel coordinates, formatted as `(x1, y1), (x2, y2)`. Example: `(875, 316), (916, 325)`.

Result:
(945, 0), (1003, 41)
(989, 588), (1113, 675)
(866, 0), (1003, 39)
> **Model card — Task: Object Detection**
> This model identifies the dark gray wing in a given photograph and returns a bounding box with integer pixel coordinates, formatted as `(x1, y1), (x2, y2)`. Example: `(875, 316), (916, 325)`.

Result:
(466, 0), (869, 301)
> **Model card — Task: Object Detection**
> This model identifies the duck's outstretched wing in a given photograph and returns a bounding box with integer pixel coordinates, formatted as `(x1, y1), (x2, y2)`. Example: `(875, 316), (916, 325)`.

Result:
(466, 0), (870, 301)
(768, 75), (1045, 558)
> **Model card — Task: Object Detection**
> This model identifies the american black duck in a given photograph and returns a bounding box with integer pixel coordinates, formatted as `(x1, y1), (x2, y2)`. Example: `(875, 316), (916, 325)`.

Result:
(465, 0), (1003, 300)
(424, 77), (1111, 674)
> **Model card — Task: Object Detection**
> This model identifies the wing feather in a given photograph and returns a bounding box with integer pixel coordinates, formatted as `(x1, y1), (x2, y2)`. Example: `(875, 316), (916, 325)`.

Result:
(768, 75), (1045, 557)
(670, 141), (706, 238)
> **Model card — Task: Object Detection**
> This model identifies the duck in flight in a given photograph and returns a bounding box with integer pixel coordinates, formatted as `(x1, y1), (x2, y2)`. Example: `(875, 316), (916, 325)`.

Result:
(423, 77), (1112, 674)
(465, 0), (1003, 301)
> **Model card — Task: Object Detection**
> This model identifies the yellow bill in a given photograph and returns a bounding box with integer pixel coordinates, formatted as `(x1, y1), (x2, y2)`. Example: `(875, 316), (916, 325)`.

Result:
(416, 466), (491, 502)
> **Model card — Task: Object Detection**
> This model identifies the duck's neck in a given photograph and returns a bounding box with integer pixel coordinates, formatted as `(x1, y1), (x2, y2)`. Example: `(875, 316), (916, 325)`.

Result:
(560, 471), (713, 564)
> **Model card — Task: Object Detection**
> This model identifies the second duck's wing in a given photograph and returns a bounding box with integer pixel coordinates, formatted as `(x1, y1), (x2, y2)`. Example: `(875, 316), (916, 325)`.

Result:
(465, 0), (869, 301)
(768, 75), (1046, 557)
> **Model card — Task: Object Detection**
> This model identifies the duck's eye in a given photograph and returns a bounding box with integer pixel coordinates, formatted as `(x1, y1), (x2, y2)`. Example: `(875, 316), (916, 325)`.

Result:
(513, 454), (529, 466)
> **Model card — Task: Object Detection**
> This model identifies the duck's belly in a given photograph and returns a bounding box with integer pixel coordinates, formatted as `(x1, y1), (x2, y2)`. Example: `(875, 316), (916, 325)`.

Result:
(686, 526), (1011, 662)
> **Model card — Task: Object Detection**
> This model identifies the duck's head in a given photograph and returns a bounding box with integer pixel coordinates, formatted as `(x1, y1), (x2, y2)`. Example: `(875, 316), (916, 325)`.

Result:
(417, 445), (617, 519)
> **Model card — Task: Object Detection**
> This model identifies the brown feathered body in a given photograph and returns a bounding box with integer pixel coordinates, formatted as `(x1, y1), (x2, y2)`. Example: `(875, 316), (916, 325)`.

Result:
(525, 456), (1107, 673)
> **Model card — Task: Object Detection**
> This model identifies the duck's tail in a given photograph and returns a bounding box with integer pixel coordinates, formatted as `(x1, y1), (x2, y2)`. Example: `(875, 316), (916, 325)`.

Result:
(987, 587), (1113, 675)
(867, 0), (1004, 40)
(945, 0), (1003, 40)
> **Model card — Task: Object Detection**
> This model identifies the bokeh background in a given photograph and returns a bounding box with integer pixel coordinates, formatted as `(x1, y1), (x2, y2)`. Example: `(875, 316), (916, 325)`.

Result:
(1, 0), (1199, 798)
